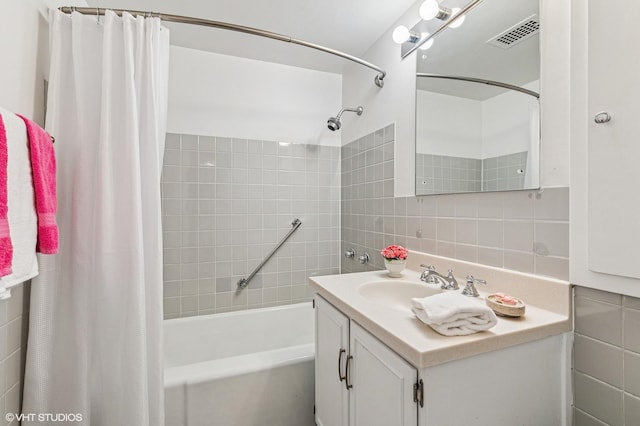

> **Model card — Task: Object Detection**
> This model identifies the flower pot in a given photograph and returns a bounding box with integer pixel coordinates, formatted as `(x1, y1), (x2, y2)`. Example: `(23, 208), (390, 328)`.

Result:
(384, 259), (406, 278)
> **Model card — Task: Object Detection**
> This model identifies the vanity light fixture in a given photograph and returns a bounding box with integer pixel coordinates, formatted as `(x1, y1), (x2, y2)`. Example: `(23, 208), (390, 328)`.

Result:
(393, 1), (474, 48)
(420, 1), (466, 29)
(419, 0), (452, 21)
(392, 25), (420, 44)
(448, 8), (466, 28)
(398, 0), (482, 58)
(419, 33), (434, 50)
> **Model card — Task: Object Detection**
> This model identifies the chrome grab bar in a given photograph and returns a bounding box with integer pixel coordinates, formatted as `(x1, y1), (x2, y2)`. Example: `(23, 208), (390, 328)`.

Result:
(236, 218), (302, 291)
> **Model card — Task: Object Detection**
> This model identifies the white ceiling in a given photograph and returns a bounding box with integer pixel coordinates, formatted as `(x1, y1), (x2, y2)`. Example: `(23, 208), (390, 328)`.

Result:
(84, 0), (418, 74)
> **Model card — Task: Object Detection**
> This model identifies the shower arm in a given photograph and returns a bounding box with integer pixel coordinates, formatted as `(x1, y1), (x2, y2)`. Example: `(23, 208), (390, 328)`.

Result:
(58, 6), (387, 88)
(335, 107), (361, 120)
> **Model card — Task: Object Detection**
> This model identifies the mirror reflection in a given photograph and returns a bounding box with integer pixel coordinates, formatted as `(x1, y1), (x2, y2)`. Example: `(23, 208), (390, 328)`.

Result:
(415, 0), (540, 195)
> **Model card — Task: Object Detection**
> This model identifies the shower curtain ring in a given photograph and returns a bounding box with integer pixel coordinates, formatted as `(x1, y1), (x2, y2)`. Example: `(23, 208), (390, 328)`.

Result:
(96, 8), (100, 24)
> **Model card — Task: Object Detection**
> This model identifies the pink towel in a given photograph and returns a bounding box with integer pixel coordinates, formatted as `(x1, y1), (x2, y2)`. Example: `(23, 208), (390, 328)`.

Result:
(0, 114), (12, 275)
(16, 114), (58, 254)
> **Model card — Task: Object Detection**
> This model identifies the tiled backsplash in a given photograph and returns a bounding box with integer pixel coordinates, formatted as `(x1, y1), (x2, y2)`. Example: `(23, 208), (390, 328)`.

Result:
(342, 124), (569, 281)
(573, 286), (640, 425)
(161, 134), (340, 318)
(0, 282), (30, 426)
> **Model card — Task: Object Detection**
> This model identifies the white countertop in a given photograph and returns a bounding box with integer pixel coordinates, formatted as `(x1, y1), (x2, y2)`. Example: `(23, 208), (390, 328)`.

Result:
(309, 251), (572, 369)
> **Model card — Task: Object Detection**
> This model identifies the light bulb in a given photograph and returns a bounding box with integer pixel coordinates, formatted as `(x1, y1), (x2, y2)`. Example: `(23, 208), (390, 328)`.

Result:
(449, 8), (466, 28)
(392, 25), (411, 44)
(419, 0), (440, 20)
(419, 33), (434, 50)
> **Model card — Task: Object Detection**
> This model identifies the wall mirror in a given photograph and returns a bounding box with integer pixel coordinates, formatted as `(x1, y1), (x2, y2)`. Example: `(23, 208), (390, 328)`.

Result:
(414, 0), (540, 195)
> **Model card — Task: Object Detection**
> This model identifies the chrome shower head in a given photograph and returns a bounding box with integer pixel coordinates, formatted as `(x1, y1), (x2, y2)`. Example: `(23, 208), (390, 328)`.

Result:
(327, 106), (363, 131)
(327, 117), (341, 131)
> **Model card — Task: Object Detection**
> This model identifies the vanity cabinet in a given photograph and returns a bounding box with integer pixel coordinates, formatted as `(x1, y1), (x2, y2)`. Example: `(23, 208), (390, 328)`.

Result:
(315, 294), (571, 426)
(315, 295), (349, 426)
(349, 322), (417, 426)
(315, 296), (417, 426)
(571, 0), (640, 297)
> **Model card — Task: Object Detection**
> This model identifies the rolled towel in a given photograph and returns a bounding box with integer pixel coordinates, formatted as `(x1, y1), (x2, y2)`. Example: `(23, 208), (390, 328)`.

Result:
(412, 292), (497, 336)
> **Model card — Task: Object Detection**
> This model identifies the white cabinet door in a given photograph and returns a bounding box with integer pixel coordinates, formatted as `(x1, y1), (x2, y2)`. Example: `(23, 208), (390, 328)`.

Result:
(587, 0), (640, 279)
(418, 333), (571, 426)
(315, 296), (350, 426)
(348, 321), (417, 426)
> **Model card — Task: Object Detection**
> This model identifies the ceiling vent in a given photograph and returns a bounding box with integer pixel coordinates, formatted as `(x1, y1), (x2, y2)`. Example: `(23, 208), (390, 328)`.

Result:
(486, 14), (540, 49)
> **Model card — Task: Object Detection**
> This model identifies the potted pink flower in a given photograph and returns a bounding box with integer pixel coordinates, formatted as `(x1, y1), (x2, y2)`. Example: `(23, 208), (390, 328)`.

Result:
(381, 245), (408, 277)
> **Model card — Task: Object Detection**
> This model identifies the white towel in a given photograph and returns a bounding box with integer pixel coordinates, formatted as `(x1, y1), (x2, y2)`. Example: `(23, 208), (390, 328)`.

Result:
(412, 292), (497, 336)
(0, 107), (38, 299)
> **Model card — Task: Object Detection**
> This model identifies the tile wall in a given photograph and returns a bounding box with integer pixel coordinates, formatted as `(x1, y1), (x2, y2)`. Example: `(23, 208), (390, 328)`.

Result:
(342, 124), (569, 281)
(416, 151), (528, 195)
(415, 153), (482, 195)
(0, 282), (30, 426)
(416, 151), (527, 195)
(482, 151), (528, 192)
(573, 286), (640, 425)
(161, 134), (341, 318)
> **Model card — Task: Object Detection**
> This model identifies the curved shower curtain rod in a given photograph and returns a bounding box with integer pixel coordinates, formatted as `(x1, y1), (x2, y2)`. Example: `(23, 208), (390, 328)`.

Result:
(58, 6), (387, 88)
(416, 73), (539, 99)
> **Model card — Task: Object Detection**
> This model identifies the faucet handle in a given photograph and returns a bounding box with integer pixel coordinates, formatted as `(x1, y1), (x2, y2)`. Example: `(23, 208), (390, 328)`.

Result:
(420, 264), (435, 270)
(462, 274), (486, 297)
(465, 274), (486, 285)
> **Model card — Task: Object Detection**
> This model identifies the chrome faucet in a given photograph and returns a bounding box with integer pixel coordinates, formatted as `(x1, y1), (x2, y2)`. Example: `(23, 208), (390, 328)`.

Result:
(419, 265), (436, 282)
(419, 265), (459, 290)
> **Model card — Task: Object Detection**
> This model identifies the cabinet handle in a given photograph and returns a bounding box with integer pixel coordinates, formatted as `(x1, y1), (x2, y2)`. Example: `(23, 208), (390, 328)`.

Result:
(338, 349), (346, 382)
(594, 111), (612, 124)
(345, 355), (354, 389)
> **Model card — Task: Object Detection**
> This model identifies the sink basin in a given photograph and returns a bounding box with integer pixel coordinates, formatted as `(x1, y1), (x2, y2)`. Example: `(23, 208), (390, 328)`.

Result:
(358, 280), (441, 311)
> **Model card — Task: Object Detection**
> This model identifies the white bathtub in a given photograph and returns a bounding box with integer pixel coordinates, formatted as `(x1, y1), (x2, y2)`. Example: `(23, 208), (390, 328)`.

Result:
(164, 302), (315, 426)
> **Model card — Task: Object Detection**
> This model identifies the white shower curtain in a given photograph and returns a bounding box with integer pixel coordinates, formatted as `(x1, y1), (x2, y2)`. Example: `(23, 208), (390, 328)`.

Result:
(22, 10), (169, 425)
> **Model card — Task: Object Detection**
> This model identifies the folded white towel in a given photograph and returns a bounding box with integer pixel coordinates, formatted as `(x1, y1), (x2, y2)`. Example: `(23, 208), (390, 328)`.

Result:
(412, 292), (497, 336)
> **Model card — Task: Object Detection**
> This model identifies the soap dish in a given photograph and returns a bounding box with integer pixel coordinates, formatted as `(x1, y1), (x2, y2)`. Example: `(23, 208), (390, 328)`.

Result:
(486, 294), (526, 317)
